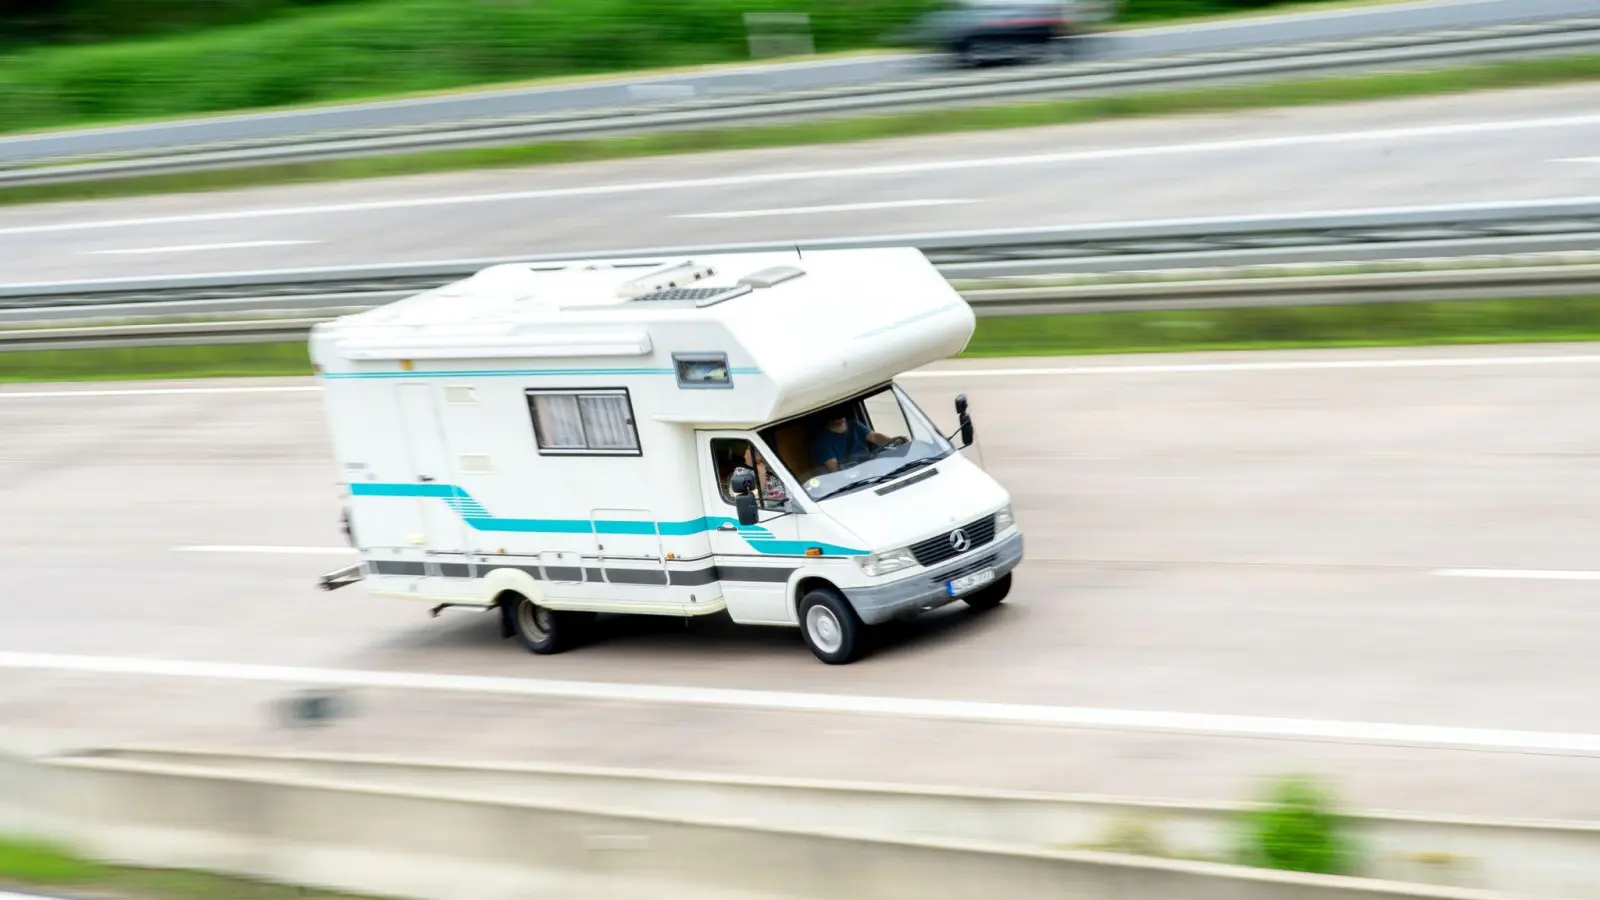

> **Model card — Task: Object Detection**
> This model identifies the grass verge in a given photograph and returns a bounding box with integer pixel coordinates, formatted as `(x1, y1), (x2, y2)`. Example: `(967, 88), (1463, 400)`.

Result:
(7, 52), (1599, 209)
(0, 836), (381, 900)
(6, 296), (1600, 383)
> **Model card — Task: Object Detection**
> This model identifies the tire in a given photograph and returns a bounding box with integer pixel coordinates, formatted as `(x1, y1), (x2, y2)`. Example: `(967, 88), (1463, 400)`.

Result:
(506, 593), (584, 655)
(962, 572), (1012, 612)
(798, 586), (866, 665)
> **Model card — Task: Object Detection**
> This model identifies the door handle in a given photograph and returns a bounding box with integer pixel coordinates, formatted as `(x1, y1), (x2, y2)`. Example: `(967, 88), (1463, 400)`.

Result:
(419, 475), (435, 482)
(717, 523), (737, 532)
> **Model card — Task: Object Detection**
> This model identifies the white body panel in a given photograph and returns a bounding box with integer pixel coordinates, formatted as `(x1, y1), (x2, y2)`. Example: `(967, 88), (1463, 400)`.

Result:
(310, 248), (1020, 631)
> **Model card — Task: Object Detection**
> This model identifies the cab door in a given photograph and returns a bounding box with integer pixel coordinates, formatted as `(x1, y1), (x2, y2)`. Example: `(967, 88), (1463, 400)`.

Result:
(697, 432), (799, 626)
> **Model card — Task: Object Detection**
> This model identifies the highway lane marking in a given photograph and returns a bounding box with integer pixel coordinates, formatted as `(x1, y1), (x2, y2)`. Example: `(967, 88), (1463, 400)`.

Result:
(7, 352), (1600, 400)
(677, 199), (975, 219)
(8, 114), (1600, 236)
(88, 240), (315, 255)
(0, 650), (1597, 755)
(1435, 568), (1600, 581)
(1558, 156), (1600, 163)
(175, 545), (356, 555)
(897, 353), (1600, 378)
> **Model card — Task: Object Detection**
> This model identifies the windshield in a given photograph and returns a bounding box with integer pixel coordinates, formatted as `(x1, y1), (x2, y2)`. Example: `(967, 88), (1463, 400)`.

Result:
(759, 383), (955, 502)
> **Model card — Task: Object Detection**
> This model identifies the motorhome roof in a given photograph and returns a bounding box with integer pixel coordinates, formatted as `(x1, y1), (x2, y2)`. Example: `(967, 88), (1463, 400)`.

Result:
(311, 247), (976, 423)
(328, 249), (888, 331)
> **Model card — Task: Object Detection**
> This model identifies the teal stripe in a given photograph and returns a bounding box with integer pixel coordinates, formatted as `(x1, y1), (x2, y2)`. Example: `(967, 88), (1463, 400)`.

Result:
(321, 366), (762, 380)
(348, 482), (865, 555)
(854, 302), (963, 340)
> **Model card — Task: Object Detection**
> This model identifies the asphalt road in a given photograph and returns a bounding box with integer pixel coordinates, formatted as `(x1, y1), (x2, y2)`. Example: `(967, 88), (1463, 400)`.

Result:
(2, 343), (1598, 820)
(3, 83), (1600, 287)
(0, 0), (1593, 166)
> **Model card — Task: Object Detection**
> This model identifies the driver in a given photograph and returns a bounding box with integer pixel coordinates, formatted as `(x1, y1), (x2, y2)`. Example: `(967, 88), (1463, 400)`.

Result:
(811, 407), (901, 473)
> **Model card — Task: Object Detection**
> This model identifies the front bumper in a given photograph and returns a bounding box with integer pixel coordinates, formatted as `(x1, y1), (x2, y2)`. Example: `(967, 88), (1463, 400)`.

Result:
(843, 530), (1024, 626)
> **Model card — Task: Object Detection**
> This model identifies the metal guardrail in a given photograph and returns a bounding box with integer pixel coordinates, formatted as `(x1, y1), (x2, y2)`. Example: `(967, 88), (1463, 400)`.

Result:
(6, 265), (1598, 352)
(4, 198), (1600, 318)
(4, 16), (1597, 186)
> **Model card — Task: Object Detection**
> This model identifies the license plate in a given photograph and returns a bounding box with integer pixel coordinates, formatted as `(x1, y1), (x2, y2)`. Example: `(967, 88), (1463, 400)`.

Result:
(946, 567), (995, 597)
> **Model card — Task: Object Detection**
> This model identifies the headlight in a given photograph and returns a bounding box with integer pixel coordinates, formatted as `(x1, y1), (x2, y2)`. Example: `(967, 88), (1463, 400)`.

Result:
(994, 504), (1015, 532)
(857, 547), (917, 577)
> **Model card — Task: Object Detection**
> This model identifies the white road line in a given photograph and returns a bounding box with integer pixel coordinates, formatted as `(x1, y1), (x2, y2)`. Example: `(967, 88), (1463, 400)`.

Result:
(678, 199), (974, 219)
(7, 352), (1600, 400)
(1435, 568), (1600, 581)
(6, 115), (1600, 236)
(1558, 156), (1600, 163)
(897, 353), (1600, 378)
(0, 892), (58, 900)
(175, 545), (355, 555)
(88, 239), (315, 255)
(0, 650), (1595, 755)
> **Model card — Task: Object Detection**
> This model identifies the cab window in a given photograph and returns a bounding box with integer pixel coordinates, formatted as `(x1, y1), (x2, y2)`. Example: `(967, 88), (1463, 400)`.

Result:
(710, 438), (790, 508)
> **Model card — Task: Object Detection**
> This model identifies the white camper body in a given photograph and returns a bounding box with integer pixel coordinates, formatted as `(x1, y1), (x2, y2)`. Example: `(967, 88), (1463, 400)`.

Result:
(310, 247), (1022, 664)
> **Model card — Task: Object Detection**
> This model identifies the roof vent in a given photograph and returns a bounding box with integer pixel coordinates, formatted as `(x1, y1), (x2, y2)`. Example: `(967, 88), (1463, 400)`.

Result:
(738, 265), (805, 289)
(633, 283), (753, 307)
(617, 261), (716, 300)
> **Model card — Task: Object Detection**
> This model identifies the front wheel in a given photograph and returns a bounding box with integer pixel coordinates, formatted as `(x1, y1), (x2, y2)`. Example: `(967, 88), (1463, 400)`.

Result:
(798, 587), (866, 665)
(962, 572), (1012, 612)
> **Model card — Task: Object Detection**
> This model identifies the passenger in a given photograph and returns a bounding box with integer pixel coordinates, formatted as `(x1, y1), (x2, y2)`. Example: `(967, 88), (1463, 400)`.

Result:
(742, 445), (788, 505)
(811, 408), (898, 473)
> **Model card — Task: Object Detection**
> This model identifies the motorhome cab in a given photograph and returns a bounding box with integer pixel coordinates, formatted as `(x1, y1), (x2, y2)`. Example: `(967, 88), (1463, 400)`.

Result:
(311, 247), (1022, 664)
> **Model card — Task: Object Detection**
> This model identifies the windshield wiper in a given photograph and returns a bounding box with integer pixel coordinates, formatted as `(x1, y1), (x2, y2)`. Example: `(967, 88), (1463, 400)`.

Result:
(814, 456), (940, 501)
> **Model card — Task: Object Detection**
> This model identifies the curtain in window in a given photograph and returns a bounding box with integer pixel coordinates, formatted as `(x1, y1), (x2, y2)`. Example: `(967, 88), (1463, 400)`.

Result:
(533, 395), (586, 448)
(580, 394), (638, 450)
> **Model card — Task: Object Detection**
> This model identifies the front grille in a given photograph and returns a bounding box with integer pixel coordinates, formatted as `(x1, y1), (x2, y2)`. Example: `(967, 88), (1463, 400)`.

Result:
(909, 514), (996, 567)
(933, 553), (998, 584)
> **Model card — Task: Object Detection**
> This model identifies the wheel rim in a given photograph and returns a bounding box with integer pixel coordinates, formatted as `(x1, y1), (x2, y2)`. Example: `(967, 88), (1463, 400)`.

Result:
(805, 605), (844, 654)
(517, 600), (551, 641)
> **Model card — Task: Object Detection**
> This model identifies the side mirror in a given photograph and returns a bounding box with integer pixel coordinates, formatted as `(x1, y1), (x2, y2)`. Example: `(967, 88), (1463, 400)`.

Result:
(735, 493), (760, 527)
(954, 394), (974, 447)
(730, 469), (760, 526)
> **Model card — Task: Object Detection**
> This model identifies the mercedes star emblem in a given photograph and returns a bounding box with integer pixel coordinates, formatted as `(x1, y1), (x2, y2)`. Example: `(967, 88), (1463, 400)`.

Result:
(949, 528), (971, 553)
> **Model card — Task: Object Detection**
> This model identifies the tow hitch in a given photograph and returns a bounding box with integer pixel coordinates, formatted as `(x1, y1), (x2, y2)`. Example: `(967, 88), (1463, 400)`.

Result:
(318, 562), (363, 591)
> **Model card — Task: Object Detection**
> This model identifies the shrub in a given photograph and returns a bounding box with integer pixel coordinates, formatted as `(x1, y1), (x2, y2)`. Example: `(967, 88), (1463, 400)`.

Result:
(1238, 774), (1357, 875)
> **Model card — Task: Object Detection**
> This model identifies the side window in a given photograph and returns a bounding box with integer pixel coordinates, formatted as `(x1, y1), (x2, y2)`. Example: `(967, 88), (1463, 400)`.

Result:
(711, 438), (789, 508)
(674, 353), (732, 389)
(525, 388), (641, 456)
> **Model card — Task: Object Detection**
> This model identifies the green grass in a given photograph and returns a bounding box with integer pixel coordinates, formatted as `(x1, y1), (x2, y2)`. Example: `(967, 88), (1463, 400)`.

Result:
(0, 836), (109, 884)
(7, 296), (1600, 384)
(0, 0), (940, 133)
(8, 52), (1599, 209)
(0, 0), (1401, 132)
(0, 836), (383, 900)
(963, 296), (1600, 357)
(0, 342), (315, 382)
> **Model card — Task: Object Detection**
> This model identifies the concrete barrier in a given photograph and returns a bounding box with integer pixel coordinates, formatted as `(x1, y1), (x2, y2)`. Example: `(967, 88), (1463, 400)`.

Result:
(64, 746), (1600, 898)
(11, 753), (1518, 900)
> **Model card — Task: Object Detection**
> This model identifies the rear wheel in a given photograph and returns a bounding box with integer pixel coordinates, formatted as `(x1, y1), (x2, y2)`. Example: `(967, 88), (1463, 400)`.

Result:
(962, 572), (1012, 612)
(506, 593), (588, 655)
(798, 587), (866, 665)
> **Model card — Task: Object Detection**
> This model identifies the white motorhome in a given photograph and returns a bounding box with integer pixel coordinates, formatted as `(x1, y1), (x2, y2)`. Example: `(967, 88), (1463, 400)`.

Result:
(311, 247), (1022, 664)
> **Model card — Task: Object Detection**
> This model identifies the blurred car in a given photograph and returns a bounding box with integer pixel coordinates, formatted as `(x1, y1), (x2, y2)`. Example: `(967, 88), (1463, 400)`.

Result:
(896, 0), (1115, 67)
